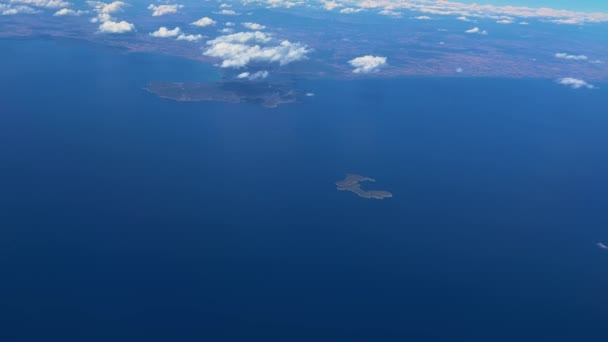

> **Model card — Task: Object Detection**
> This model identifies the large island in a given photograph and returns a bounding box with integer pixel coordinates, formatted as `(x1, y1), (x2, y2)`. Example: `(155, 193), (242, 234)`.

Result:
(336, 174), (393, 200)
(144, 81), (300, 108)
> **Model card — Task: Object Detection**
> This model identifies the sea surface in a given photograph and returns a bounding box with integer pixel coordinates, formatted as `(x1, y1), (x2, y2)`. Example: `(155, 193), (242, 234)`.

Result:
(1, 38), (608, 341)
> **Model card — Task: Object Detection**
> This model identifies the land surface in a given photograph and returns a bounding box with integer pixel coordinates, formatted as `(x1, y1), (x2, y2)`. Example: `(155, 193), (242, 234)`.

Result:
(336, 174), (393, 200)
(1, 3), (607, 81)
(144, 81), (300, 108)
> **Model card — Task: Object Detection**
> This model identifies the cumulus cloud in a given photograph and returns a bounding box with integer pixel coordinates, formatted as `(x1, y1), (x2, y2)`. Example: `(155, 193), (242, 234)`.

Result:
(147, 4), (183, 17)
(241, 0), (300, 9)
(203, 31), (310, 68)
(237, 70), (269, 80)
(414, 15), (431, 20)
(98, 19), (135, 33)
(191, 17), (216, 27)
(54, 8), (87, 16)
(496, 19), (513, 24)
(465, 27), (487, 35)
(1, 3), (39, 15)
(88, 1), (126, 23)
(216, 9), (237, 15)
(557, 78), (595, 89)
(207, 31), (272, 45)
(334, 0), (608, 24)
(9, 0), (69, 8)
(150, 26), (181, 38)
(378, 9), (401, 17)
(322, 1), (342, 11)
(550, 18), (580, 25)
(177, 33), (203, 42)
(242, 22), (265, 30)
(348, 55), (387, 73)
(88, 1), (124, 15)
(555, 53), (588, 61)
(340, 7), (362, 14)
(456, 16), (469, 21)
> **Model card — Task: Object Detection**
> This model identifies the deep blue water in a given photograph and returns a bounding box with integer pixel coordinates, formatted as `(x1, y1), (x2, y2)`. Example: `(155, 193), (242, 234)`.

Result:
(1, 38), (608, 341)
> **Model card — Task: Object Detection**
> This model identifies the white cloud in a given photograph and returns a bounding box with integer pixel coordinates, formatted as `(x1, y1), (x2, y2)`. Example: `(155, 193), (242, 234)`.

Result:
(456, 16), (469, 21)
(349, 55), (387, 73)
(191, 17), (216, 27)
(555, 53), (588, 61)
(217, 9), (237, 15)
(9, 0), (69, 8)
(150, 26), (181, 38)
(378, 9), (401, 17)
(237, 70), (269, 80)
(177, 33), (203, 42)
(208, 31), (272, 44)
(98, 19), (135, 33)
(88, 1), (126, 23)
(225, 21), (235, 26)
(340, 7), (362, 14)
(220, 28), (234, 34)
(242, 22), (266, 30)
(465, 27), (487, 34)
(147, 4), (183, 17)
(241, 0), (301, 9)
(519, 21), (529, 25)
(456, 67), (463, 73)
(88, 1), (124, 14)
(203, 31), (310, 68)
(557, 78), (595, 89)
(414, 15), (431, 20)
(496, 19), (513, 24)
(550, 18), (580, 25)
(333, 0), (608, 25)
(597, 242), (608, 250)
(323, 1), (342, 11)
(54, 8), (87, 16)
(1, 4), (39, 15)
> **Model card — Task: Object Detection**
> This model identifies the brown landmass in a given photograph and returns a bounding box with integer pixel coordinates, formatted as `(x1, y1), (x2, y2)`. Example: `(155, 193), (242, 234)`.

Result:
(144, 81), (300, 108)
(336, 174), (393, 200)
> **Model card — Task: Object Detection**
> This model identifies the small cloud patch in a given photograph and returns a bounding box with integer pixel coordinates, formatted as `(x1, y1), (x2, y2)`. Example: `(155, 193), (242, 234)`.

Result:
(99, 20), (135, 34)
(150, 26), (182, 38)
(191, 17), (216, 27)
(237, 70), (269, 80)
(465, 27), (487, 35)
(557, 78), (595, 89)
(147, 4), (183, 17)
(242, 22), (265, 30)
(349, 55), (387, 74)
(555, 53), (588, 61)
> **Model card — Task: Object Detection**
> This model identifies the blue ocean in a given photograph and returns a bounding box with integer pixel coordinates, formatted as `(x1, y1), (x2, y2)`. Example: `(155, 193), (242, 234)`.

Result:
(1, 39), (607, 341)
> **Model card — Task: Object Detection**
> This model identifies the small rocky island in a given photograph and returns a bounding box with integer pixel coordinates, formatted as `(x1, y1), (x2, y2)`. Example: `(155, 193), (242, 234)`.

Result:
(336, 174), (393, 200)
(144, 81), (300, 108)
